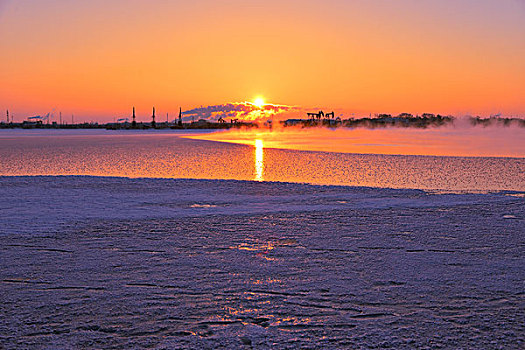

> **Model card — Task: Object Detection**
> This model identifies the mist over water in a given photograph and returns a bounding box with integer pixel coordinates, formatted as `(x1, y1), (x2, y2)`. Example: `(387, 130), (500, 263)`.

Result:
(190, 122), (525, 158)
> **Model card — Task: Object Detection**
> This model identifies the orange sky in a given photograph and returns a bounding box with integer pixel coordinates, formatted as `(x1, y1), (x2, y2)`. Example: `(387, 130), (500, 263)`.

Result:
(1, 0), (524, 122)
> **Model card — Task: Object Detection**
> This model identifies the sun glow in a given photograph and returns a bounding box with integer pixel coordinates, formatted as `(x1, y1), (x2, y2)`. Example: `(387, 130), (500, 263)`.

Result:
(253, 97), (265, 108)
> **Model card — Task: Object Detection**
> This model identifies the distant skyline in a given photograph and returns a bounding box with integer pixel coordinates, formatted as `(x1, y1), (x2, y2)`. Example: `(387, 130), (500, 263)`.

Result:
(1, 0), (524, 122)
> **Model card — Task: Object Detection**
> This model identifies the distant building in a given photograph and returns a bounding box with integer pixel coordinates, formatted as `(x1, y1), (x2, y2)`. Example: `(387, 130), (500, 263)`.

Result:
(194, 119), (209, 127)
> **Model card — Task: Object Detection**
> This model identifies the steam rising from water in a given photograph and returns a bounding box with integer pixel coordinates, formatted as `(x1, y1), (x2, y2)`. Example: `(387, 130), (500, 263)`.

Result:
(180, 101), (524, 130)
(189, 124), (525, 158)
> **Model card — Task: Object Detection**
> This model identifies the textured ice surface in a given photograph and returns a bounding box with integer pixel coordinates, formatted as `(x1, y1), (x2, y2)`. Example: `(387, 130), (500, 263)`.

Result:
(1, 176), (524, 348)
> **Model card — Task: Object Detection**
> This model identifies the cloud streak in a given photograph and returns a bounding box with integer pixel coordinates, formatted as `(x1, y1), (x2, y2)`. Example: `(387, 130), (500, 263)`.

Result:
(183, 102), (300, 122)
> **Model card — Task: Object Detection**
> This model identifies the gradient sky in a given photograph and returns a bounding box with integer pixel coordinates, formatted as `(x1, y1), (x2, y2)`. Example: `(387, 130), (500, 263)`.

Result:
(1, 0), (524, 122)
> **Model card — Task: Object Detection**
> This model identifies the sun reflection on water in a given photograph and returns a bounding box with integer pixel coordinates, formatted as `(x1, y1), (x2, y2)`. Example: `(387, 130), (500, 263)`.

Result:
(254, 139), (264, 181)
(1, 130), (523, 192)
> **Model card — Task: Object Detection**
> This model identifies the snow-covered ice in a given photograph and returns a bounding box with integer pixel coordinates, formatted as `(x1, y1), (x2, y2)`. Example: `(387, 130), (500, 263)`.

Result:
(1, 176), (524, 348)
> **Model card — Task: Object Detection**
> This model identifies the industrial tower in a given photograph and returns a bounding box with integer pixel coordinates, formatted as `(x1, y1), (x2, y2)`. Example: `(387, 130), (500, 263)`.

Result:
(151, 107), (156, 128)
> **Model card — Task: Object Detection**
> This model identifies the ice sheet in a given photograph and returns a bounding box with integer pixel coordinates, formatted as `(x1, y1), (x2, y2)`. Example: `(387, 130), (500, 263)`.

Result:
(1, 176), (524, 348)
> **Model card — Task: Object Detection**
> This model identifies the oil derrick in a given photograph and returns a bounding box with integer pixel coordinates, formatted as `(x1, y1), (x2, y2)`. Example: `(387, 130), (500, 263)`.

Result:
(307, 112), (318, 120)
(307, 111), (325, 121)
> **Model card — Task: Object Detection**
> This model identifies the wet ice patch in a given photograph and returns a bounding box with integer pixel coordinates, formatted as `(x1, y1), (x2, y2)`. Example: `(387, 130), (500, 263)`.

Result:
(503, 215), (517, 219)
(505, 193), (525, 198)
(189, 203), (217, 208)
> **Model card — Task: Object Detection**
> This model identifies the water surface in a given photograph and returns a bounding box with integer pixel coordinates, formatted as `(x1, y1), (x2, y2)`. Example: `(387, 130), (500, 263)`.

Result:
(0, 129), (523, 192)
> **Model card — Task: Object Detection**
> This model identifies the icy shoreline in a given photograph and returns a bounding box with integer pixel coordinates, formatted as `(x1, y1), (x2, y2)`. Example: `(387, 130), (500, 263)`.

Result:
(1, 175), (522, 236)
(1, 176), (524, 348)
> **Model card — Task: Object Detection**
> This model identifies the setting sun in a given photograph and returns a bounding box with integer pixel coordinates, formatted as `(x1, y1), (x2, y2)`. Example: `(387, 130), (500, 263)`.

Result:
(1, 1), (524, 348)
(253, 97), (265, 108)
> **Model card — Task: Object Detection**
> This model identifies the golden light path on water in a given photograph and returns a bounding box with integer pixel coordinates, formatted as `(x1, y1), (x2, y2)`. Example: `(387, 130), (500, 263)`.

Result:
(254, 139), (264, 181)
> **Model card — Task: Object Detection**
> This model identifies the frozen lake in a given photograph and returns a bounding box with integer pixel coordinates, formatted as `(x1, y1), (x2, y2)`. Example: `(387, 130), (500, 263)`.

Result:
(0, 130), (524, 348)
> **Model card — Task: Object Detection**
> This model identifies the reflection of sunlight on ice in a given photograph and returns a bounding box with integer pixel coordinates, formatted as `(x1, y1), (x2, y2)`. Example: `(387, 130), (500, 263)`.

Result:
(252, 278), (281, 285)
(232, 241), (274, 252)
(254, 139), (264, 181)
(189, 203), (217, 208)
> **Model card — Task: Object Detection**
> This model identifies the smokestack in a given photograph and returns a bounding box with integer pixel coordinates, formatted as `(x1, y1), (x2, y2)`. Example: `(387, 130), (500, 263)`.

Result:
(178, 107), (183, 127)
(151, 107), (156, 128)
(6, 109), (9, 123)
(132, 107), (136, 127)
